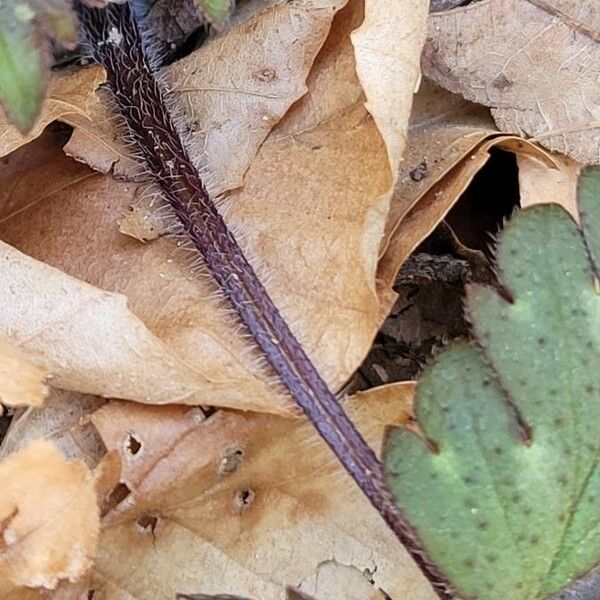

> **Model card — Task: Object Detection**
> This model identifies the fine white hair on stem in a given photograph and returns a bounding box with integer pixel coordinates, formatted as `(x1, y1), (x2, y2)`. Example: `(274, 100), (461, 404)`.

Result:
(74, 3), (454, 596)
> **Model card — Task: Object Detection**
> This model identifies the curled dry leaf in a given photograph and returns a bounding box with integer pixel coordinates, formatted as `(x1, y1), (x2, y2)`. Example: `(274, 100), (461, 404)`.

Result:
(86, 384), (433, 600)
(0, 67), (105, 157)
(351, 0), (429, 170)
(381, 136), (556, 288)
(377, 80), (496, 303)
(63, 0), (349, 192)
(383, 80), (495, 250)
(0, 389), (106, 467)
(377, 79), (563, 300)
(0, 440), (101, 595)
(0, 339), (48, 408)
(0, 0), (78, 133)
(0, 0), (427, 414)
(518, 152), (582, 221)
(423, 0), (600, 164)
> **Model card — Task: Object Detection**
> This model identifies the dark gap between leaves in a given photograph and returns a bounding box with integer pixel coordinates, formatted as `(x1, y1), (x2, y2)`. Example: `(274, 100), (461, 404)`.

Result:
(136, 513), (160, 535)
(0, 409), (12, 447)
(445, 148), (520, 257)
(354, 148), (520, 390)
(126, 433), (142, 455)
(101, 481), (132, 517)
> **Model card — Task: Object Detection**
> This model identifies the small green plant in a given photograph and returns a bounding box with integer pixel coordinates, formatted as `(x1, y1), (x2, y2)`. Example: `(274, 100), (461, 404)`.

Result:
(385, 168), (600, 599)
(0, 0), (233, 132)
(0, 0), (76, 132)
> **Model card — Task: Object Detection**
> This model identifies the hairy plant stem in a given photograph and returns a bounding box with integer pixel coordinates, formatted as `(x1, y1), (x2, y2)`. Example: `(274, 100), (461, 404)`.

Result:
(76, 3), (453, 597)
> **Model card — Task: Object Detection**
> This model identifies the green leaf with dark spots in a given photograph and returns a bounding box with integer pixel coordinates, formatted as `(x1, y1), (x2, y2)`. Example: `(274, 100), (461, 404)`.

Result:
(384, 187), (600, 599)
(0, 2), (45, 132)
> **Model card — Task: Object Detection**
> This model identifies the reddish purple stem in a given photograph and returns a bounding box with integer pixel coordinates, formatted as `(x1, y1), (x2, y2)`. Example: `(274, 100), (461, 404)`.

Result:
(76, 3), (453, 598)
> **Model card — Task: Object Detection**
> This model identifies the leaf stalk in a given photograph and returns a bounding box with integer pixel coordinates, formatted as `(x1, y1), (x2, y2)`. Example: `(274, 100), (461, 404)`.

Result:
(76, 3), (453, 597)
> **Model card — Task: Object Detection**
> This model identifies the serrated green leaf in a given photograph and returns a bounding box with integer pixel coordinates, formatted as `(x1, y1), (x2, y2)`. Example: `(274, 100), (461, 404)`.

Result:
(195, 0), (233, 25)
(384, 201), (600, 599)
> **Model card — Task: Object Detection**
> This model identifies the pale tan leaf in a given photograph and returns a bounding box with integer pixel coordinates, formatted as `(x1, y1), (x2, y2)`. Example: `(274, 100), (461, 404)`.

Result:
(85, 383), (433, 600)
(351, 0), (429, 170)
(0, 137), (286, 413)
(0, 0), (428, 415)
(298, 561), (388, 600)
(423, 0), (600, 164)
(0, 237), (277, 411)
(0, 339), (48, 408)
(517, 151), (582, 221)
(348, 0), (431, 319)
(377, 80), (495, 304)
(0, 67), (105, 158)
(0, 440), (100, 594)
(530, 0), (600, 37)
(64, 0), (348, 192)
(374, 79), (497, 316)
(0, 389), (106, 467)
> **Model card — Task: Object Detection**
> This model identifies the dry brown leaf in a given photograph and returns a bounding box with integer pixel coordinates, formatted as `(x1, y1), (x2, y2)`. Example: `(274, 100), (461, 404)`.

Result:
(0, 339), (48, 408)
(0, 389), (106, 467)
(85, 383), (432, 600)
(0, 134), (285, 412)
(518, 151), (582, 221)
(351, 0), (429, 169)
(0, 0), (427, 415)
(294, 561), (388, 600)
(378, 80), (495, 287)
(0, 440), (100, 595)
(0, 234), (282, 411)
(384, 81), (494, 242)
(375, 79), (496, 307)
(423, 0), (600, 164)
(376, 76), (565, 293)
(532, 0), (600, 37)
(380, 136), (559, 287)
(64, 0), (348, 192)
(0, 67), (105, 158)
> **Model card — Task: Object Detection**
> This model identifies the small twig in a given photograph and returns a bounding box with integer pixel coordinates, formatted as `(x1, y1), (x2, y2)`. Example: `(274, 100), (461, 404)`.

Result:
(74, 3), (454, 598)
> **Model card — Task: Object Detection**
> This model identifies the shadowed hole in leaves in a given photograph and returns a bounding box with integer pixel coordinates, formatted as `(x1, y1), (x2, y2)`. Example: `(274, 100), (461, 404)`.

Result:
(233, 488), (255, 513)
(357, 148), (520, 388)
(125, 433), (142, 456)
(101, 481), (132, 517)
(136, 513), (160, 536)
(219, 446), (244, 475)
